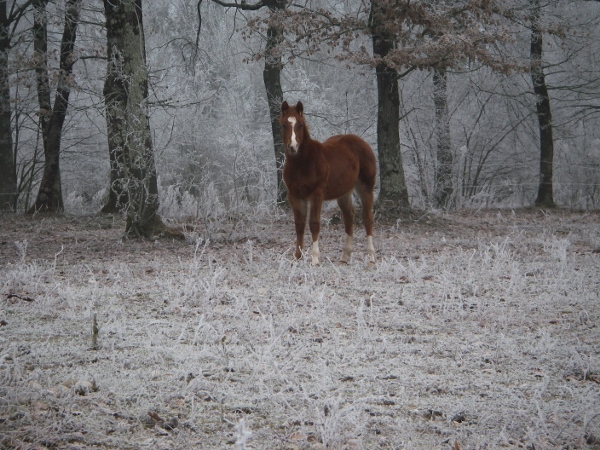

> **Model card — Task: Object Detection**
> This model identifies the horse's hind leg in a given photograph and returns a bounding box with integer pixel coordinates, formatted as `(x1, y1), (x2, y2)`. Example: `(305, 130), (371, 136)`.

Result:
(337, 193), (354, 263)
(355, 182), (376, 264)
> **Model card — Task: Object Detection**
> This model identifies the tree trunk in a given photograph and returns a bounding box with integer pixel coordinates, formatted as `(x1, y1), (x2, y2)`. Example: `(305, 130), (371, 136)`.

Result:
(433, 65), (453, 208)
(207, 0), (287, 205)
(103, 0), (164, 237)
(530, 0), (555, 208)
(30, 0), (56, 212)
(29, 0), (81, 213)
(263, 19), (286, 205)
(101, 31), (128, 214)
(371, 0), (410, 214)
(100, 143), (128, 213)
(0, 2), (16, 211)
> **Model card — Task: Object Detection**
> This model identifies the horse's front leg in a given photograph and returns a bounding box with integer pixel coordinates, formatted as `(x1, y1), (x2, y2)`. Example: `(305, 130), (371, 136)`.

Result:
(308, 193), (324, 265)
(289, 196), (308, 260)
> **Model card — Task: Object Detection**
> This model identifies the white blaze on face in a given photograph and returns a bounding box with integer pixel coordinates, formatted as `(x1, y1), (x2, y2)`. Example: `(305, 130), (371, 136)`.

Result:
(288, 116), (299, 152)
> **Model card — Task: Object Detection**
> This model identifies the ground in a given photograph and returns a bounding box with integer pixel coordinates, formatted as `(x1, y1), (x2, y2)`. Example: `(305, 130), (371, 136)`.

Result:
(0, 208), (599, 450)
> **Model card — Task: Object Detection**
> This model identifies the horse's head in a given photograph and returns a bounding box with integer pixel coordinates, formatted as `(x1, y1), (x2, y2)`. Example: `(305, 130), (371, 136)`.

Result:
(280, 101), (306, 155)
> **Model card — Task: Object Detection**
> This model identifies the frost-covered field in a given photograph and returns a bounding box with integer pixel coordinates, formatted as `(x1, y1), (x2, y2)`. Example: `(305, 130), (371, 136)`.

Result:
(1, 209), (599, 450)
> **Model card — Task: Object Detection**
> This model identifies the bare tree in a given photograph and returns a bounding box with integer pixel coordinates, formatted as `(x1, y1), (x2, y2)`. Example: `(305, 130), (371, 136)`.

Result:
(370, 0), (410, 212)
(101, 14), (127, 216)
(28, 0), (82, 213)
(200, 0), (288, 204)
(432, 65), (452, 208)
(246, 0), (515, 214)
(262, 5), (286, 204)
(0, 0), (35, 211)
(529, 0), (555, 207)
(377, 1), (513, 210)
(103, 0), (174, 237)
(0, 1), (17, 211)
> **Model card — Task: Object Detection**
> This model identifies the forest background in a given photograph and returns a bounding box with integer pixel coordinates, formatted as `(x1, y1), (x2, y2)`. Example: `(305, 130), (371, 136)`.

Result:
(0, 0), (599, 230)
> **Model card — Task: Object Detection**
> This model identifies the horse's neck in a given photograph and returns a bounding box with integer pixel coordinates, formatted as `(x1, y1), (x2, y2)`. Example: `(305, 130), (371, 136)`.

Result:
(299, 132), (322, 157)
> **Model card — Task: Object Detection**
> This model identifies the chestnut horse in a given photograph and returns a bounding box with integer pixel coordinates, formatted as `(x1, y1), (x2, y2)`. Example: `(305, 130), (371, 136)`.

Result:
(280, 101), (376, 265)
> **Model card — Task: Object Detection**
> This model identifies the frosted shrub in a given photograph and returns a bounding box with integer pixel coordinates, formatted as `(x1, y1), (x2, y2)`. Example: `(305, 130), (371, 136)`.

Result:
(544, 236), (569, 265)
(14, 240), (28, 263)
(478, 239), (513, 276)
(2, 261), (52, 295)
(316, 397), (365, 449)
(63, 190), (105, 215)
(159, 185), (198, 219)
(234, 418), (252, 450)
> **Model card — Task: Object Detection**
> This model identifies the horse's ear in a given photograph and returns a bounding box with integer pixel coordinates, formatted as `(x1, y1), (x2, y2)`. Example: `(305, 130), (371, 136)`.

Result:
(296, 101), (304, 116)
(281, 101), (289, 115)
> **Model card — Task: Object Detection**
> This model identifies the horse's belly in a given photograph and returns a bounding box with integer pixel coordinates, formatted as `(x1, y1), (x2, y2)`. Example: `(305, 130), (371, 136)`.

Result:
(323, 181), (354, 200)
(323, 157), (359, 200)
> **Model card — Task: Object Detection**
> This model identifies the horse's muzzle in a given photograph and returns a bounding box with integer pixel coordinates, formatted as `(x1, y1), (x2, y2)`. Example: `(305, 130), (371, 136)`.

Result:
(285, 144), (299, 155)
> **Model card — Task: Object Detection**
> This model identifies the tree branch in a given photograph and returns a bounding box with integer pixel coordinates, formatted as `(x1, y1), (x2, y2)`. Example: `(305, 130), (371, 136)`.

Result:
(209, 0), (265, 11)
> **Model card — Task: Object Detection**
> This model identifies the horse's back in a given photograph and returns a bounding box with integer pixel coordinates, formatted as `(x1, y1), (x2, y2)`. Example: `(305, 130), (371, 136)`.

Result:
(324, 134), (376, 175)
(322, 134), (376, 199)
(324, 134), (374, 162)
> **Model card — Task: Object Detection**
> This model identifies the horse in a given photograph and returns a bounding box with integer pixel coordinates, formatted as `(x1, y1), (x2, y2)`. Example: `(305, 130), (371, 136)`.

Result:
(280, 100), (377, 265)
